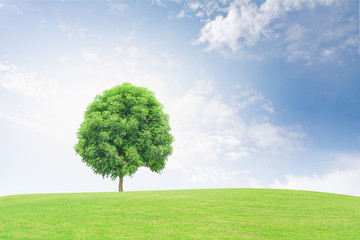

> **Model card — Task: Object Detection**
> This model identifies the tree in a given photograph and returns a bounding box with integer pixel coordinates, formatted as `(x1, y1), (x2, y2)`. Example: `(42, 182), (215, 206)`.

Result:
(75, 83), (174, 192)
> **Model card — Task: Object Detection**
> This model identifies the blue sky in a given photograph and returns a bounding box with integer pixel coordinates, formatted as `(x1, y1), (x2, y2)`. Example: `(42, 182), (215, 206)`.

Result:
(0, 0), (359, 196)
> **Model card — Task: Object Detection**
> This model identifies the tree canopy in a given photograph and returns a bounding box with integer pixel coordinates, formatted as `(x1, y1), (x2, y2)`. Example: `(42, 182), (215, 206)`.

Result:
(74, 83), (174, 191)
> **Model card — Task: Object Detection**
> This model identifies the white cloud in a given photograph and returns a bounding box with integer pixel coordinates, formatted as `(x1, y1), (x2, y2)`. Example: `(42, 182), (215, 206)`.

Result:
(248, 123), (305, 155)
(59, 21), (87, 38)
(0, 63), (56, 97)
(320, 47), (337, 63)
(272, 154), (360, 197)
(108, 1), (128, 15)
(118, 19), (145, 42)
(191, 0), (358, 64)
(191, 79), (215, 95)
(165, 81), (249, 184)
(152, 0), (183, 7)
(195, 11), (204, 18)
(115, 46), (123, 54)
(166, 79), (306, 185)
(159, 0), (227, 19)
(188, 165), (249, 185)
(152, 0), (166, 7)
(0, 3), (22, 14)
(122, 46), (147, 72)
(168, 130), (250, 185)
(158, 52), (183, 70)
(272, 168), (360, 197)
(261, 103), (274, 114)
(284, 15), (358, 64)
(194, 0), (339, 52)
(233, 84), (274, 113)
(188, 2), (200, 11)
(176, 10), (186, 18)
(285, 24), (306, 42)
(285, 24), (311, 62)
(192, 1), (227, 18)
(248, 177), (264, 188)
(226, 151), (250, 160)
(194, 0), (271, 51)
(169, 81), (238, 131)
(127, 46), (140, 58)
(55, 10), (87, 38)
(82, 49), (99, 62)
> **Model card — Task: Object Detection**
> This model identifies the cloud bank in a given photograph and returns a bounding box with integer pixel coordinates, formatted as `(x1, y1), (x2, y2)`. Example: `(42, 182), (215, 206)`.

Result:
(191, 0), (357, 64)
(272, 154), (360, 197)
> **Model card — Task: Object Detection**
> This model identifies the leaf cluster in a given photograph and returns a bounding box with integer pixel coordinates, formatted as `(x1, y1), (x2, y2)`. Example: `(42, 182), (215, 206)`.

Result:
(75, 83), (174, 180)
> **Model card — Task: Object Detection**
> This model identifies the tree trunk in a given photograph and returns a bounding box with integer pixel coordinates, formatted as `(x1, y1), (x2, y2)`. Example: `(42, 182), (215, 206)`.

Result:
(118, 176), (124, 192)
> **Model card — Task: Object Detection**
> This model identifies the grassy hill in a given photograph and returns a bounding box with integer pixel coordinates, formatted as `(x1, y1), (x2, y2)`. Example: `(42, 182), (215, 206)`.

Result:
(0, 188), (359, 239)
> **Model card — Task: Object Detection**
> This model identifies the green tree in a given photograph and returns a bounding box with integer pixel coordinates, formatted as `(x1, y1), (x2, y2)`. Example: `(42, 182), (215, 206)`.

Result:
(75, 83), (174, 192)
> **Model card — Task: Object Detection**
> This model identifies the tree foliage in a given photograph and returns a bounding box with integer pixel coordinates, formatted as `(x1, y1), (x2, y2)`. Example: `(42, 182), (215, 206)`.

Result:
(75, 83), (174, 189)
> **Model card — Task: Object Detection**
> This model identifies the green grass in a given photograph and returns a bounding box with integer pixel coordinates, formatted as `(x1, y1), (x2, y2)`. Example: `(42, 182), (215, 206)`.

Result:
(0, 189), (359, 239)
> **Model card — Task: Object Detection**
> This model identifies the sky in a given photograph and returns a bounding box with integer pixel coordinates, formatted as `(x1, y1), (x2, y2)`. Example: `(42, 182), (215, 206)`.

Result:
(0, 0), (359, 197)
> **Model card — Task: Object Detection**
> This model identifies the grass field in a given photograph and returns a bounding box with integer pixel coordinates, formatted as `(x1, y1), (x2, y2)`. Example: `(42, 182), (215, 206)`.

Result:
(0, 188), (359, 239)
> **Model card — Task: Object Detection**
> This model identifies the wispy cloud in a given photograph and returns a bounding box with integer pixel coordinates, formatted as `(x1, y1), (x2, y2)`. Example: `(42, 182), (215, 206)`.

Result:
(123, 46), (147, 72)
(0, 3), (22, 14)
(0, 111), (43, 132)
(59, 21), (87, 38)
(187, 1), (227, 18)
(233, 84), (274, 114)
(188, 2), (200, 11)
(0, 108), (68, 137)
(55, 10), (87, 38)
(175, 10), (186, 18)
(0, 63), (56, 97)
(82, 49), (99, 62)
(284, 15), (358, 64)
(248, 123), (305, 155)
(152, 0), (166, 7)
(108, 0), (128, 15)
(152, 0), (183, 7)
(117, 19), (145, 42)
